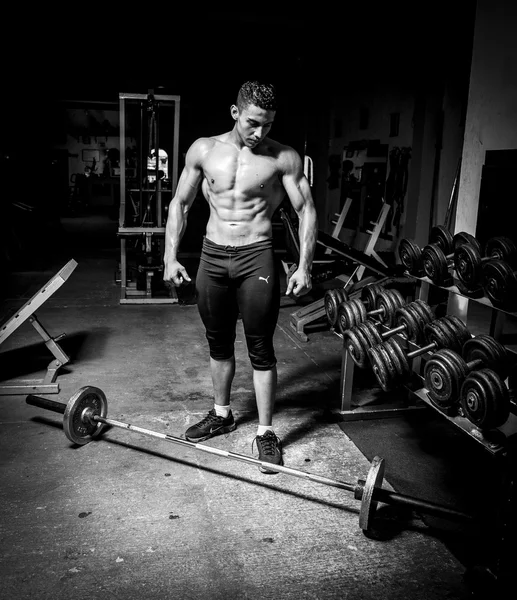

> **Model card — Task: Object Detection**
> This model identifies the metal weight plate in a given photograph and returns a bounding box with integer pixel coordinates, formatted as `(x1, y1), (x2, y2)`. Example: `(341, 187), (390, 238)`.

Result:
(394, 305), (421, 342)
(482, 369), (512, 428)
(463, 334), (509, 378)
(337, 302), (360, 334)
(424, 349), (466, 409)
(361, 284), (384, 311)
(422, 244), (450, 284)
(389, 289), (406, 309)
(424, 319), (454, 351)
(337, 288), (350, 304)
(375, 289), (396, 326)
(454, 243), (483, 289)
(485, 236), (517, 266)
(357, 321), (382, 367)
(368, 344), (391, 392)
(429, 225), (454, 254)
(398, 239), (423, 274)
(444, 315), (472, 352)
(63, 386), (108, 445)
(324, 289), (341, 327)
(404, 304), (429, 344)
(411, 299), (435, 325)
(361, 321), (383, 347)
(482, 259), (517, 308)
(453, 232), (481, 253)
(353, 299), (367, 325)
(357, 455), (386, 532)
(384, 338), (405, 380)
(343, 326), (371, 369)
(460, 369), (510, 430)
(389, 337), (411, 378)
(369, 341), (398, 391)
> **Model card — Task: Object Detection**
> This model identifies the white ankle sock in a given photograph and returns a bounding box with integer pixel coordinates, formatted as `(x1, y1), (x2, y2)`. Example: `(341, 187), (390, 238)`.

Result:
(214, 404), (230, 418)
(257, 425), (274, 436)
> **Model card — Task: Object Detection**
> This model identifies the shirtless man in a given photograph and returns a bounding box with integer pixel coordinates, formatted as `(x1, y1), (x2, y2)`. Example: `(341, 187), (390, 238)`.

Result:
(163, 81), (317, 473)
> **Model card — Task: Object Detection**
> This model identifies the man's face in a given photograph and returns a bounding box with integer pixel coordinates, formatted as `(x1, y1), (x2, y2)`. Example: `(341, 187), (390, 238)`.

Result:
(233, 104), (276, 148)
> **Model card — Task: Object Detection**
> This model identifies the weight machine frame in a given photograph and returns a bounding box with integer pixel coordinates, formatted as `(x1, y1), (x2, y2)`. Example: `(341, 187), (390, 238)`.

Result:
(118, 92), (181, 304)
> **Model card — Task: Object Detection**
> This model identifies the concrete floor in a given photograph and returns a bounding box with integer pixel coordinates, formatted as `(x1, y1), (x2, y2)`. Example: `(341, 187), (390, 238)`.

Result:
(0, 211), (511, 599)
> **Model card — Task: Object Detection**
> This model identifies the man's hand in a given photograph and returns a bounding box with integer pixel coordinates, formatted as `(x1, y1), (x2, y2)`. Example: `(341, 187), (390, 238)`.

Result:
(163, 259), (192, 287)
(285, 265), (312, 297)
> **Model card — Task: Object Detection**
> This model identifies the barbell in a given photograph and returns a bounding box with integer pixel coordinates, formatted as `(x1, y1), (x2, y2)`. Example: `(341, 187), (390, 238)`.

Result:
(26, 386), (472, 533)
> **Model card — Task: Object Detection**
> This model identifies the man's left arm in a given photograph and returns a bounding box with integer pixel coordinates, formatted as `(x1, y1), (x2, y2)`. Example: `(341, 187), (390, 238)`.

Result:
(281, 149), (318, 297)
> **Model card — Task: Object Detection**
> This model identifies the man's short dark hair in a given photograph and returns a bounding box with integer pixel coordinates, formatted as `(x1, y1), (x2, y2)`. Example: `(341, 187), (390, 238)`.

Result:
(237, 81), (277, 111)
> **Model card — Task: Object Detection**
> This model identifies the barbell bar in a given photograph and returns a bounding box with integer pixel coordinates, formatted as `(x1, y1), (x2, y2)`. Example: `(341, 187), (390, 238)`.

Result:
(26, 386), (472, 533)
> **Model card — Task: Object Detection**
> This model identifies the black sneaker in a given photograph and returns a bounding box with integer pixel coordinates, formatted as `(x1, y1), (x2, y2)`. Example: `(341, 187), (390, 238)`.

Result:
(185, 408), (236, 442)
(254, 430), (283, 474)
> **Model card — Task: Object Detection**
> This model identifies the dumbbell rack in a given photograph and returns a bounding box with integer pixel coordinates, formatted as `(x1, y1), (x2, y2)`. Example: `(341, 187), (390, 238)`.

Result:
(399, 273), (517, 597)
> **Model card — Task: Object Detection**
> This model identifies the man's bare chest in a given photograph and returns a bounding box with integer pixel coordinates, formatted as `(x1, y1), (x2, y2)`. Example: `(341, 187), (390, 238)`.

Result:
(202, 147), (282, 196)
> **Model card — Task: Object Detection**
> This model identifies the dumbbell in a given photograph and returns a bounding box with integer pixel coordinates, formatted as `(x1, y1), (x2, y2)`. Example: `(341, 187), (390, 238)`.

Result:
(421, 231), (482, 286)
(324, 287), (350, 329)
(368, 315), (472, 392)
(481, 258), (517, 310)
(335, 287), (406, 335)
(454, 236), (517, 290)
(325, 283), (385, 330)
(343, 300), (435, 369)
(424, 334), (510, 413)
(459, 368), (511, 430)
(398, 226), (478, 277)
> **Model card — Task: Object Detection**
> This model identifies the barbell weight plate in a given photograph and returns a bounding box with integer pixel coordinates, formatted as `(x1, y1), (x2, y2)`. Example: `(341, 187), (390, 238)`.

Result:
(63, 386), (108, 445)
(398, 239), (423, 274)
(422, 244), (450, 284)
(358, 455), (386, 532)
(452, 232), (481, 253)
(429, 226), (454, 255)
(424, 349), (467, 409)
(485, 236), (517, 266)
(482, 259), (517, 308)
(454, 243), (483, 289)
(460, 368), (510, 430)
(343, 326), (371, 368)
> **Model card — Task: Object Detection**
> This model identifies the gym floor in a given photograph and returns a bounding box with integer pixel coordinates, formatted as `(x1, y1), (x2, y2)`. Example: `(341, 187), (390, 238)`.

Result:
(1, 209), (515, 600)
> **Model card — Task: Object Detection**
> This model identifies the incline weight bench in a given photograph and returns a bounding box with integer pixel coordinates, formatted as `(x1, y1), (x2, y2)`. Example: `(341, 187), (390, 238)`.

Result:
(280, 207), (404, 341)
(0, 259), (78, 395)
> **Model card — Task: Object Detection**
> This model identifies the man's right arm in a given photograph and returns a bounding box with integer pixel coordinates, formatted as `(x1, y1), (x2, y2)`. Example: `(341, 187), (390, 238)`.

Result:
(163, 139), (206, 285)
